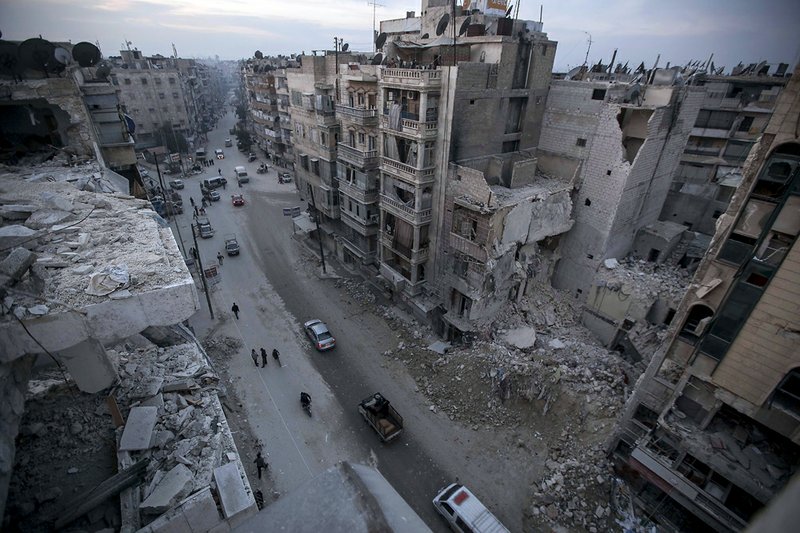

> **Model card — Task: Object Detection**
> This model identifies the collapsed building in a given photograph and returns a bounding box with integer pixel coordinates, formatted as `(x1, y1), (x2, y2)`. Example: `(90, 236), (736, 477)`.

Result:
(609, 65), (800, 531)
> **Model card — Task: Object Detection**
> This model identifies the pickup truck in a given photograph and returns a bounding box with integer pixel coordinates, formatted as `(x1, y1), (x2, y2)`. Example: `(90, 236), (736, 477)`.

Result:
(358, 393), (403, 442)
(225, 234), (240, 255)
(196, 217), (214, 239)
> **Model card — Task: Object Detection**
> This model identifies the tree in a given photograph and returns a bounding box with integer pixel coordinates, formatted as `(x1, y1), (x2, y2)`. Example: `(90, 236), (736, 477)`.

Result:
(158, 123), (188, 154)
(235, 103), (247, 121)
(254, 50), (263, 59)
(236, 129), (252, 150)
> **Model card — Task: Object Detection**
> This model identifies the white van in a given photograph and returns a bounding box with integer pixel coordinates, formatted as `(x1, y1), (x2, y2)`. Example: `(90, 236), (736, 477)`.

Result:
(202, 177), (226, 189)
(433, 484), (509, 533)
(234, 166), (249, 183)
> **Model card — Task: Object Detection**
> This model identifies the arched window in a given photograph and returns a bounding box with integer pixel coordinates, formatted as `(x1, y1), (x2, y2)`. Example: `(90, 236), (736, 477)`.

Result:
(679, 304), (714, 342)
(771, 369), (800, 417)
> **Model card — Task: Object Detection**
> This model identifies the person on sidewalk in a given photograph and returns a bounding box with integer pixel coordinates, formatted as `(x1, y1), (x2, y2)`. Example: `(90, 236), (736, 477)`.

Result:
(254, 451), (268, 479)
(231, 302), (240, 319)
(189, 197), (195, 207)
(218, 168), (222, 176)
(251, 349), (258, 366)
(260, 347), (268, 367)
(272, 348), (281, 367)
(217, 252), (224, 265)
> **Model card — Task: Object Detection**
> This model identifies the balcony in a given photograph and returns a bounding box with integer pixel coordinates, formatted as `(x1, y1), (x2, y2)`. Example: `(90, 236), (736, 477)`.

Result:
(339, 181), (379, 204)
(380, 194), (432, 225)
(381, 157), (436, 184)
(448, 232), (487, 262)
(338, 143), (379, 169)
(380, 233), (429, 263)
(380, 68), (442, 88)
(340, 210), (380, 236)
(340, 234), (377, 262)
(336, 105), (379, 126)
(316, 109), (338, 127)
(253, 100), (277, 112)
(381, 115), (438, 139)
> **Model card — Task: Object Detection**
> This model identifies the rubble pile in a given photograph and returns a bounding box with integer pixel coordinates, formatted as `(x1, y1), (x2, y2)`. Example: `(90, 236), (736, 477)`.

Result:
(0, 171), (188, 317)
(596, 256), (692, 305)
(334, 277), (377, 306)
(112, 341), (250, 527)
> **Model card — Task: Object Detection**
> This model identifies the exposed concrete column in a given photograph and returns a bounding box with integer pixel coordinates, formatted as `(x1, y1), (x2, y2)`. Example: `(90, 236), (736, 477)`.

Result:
(55, 338), (118, 393)
(419, 91), (428, 124)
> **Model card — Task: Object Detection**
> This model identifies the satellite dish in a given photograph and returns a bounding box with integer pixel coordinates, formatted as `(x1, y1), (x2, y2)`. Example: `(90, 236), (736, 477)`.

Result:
(342, 43), (349, 52)
(421, 33), (429, 39)
(435, 13), (450, 36)
(95, 61), (112, 80)
(0, 41), (20, 77)
(72, 41), (102, 67)
(375, 32), (387, 49)
(54, 47), (71, 65)
(371, 52), (383, 65)
(18, 38), (58, 75)
(459, 17), (471, 36)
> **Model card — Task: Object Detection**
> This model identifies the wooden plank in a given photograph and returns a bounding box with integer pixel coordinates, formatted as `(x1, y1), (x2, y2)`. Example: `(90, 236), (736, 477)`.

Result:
(106, 394), (125, 427)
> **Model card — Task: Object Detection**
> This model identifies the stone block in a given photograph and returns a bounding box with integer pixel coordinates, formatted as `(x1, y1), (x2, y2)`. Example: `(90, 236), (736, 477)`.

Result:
(25, 209), (72, 230)
(181, 487), (222, 531)
(119, 406), (158, 451)
(0, 225), (37, 250)
(503, 326), (537, 349)
(140, 464), (193, 515)
(213, 462), (251, 519)
(0, 205), (38, 220)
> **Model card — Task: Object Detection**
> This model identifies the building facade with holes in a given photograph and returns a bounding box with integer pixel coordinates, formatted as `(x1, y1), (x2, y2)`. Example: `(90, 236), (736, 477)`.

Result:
(608, 65), (800, 532)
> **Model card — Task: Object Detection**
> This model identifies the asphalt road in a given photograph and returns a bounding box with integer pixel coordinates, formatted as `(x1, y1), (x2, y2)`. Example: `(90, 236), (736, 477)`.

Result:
(166, 110), (533, 532)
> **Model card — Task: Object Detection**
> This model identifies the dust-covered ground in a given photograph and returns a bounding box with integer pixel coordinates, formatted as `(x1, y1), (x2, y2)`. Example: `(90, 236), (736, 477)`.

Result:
(335, 276), (643, 532)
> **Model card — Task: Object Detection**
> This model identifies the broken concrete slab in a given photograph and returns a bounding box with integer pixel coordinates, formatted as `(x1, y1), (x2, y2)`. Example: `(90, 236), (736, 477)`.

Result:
(26, 209), (73, 230)
(548, 339), (566, 349)
(503, 326), (537, 349)
(603, 258), (619, 269)
(0, 247), (37, 281)
(427, 341), (452, 355)
(0, 224), (37, 249)
(140, 464), (193, 515)
(141, 393), (164, 409)
(0, 204), (38, 220)
(119, 406), (158, 451)
(213, 462), (251, 519)
(162, 379), (198, 393)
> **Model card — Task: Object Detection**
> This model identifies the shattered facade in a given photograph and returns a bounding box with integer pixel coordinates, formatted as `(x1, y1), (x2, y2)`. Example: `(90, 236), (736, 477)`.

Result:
(242, 58), (294, 165)
(609, 65), (800, 532)
(431, 151), (574, 337)
(540, 80), (704, 300)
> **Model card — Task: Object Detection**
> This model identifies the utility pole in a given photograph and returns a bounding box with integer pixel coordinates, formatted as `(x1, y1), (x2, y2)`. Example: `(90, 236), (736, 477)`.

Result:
(153, 156), (188, 257)
(367, 0), (384, 53)
(308, 184), (327, 274)
(582, 32), (593, 69)
(190, 219), (215, 318)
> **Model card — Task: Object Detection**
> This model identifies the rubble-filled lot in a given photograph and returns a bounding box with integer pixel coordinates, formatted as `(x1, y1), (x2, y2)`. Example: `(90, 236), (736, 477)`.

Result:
(337, 277), (641, 532)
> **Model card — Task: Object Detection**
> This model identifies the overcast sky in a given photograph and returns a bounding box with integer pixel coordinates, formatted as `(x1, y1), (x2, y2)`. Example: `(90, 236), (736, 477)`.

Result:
(2, 0), (799, 73)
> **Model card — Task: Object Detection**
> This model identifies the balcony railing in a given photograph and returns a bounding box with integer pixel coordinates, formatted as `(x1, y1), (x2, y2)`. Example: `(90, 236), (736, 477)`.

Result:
(336, 105), (379, 125)
(338, 143), (379, 168)
(339, 180), (379, 203)
(381, 157), (436, 184)
(316, 109), (338, 126)
(380, 233), (429, 263)
(381, 115), (438, 138)
(380, 194), (432, 224)
(381, 68), (442, 87)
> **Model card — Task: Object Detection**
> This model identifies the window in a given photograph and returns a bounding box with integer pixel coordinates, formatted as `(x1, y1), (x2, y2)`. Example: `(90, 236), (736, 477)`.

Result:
(368, 135), (376, 151)
(453, 258), (468, 278)
(695, 110), (737, 129)
(454, 517), (474, 533)
(724, 140), (753, 162)
(738, 116), (754, 132)
(155, 78), (162, 85)
(679, 305), (713, 342)
(591, 88), (607, 100)
(576, 138), (587, 147)
(141, 78), (148, 85)
(123, 78), (131, 85)
(158, 92), (166, 100)
(172, 92), (179, 98)
(501, 140), (519, 153)
(358, 132), (366, 144)
(771, 369), (800, 417)
(169, 77), (176, 85)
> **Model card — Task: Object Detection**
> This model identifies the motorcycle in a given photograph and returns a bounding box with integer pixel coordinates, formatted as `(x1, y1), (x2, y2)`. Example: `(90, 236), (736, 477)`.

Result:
(256, 164), (268, 175)
(300, 392), (312, 417)
(248, 153), (257, 162)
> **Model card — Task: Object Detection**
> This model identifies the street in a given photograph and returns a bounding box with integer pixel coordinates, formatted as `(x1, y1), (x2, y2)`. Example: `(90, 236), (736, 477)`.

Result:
(163, 109), (537, 532)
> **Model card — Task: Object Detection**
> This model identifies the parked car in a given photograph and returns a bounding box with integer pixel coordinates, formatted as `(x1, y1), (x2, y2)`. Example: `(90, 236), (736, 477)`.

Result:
(138, 166), (149, 177)
(209, 190), (221, 202)
(225, 234), (240, 255)
(215, 149), (224, 159)
(196, 217), (214, 238)
(169, 179), (184, 190)
(231, 194), (245, 206)
(432, 484), (509, 533)
(224, 138), (233, 147)
(303, 319), (335, 351)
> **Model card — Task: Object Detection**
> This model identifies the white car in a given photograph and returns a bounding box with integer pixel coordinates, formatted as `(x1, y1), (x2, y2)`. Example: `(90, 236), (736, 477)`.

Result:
(433, 483), (509, 533)
(215, 148), (224, 159)
(304, 319), (335, 351)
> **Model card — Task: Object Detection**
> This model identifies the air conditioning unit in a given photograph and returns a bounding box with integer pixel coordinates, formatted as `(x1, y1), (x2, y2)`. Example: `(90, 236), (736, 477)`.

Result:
(369, 214), (380, 224)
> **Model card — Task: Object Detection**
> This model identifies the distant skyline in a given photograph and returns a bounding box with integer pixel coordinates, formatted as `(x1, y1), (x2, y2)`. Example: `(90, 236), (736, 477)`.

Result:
(2, 0), (799, 73)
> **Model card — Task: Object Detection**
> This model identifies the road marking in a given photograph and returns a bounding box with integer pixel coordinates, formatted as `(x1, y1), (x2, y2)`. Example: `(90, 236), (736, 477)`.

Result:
(228, 299), (314, 478)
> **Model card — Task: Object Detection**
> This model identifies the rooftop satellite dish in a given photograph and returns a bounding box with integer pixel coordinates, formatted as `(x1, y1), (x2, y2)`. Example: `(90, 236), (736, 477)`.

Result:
(54, 47), (71, 66)
(435, 13), (450, 36)
(342, 43), (349, 52)
(459, 17), (471, 36)
(375, 32), (387, 49)
(421, 33), (429, 39)
(95, 61), (112, 80)
(18, 38), (58, 75)
(371, 52), (383, 65)
(72, 41), (102, 67)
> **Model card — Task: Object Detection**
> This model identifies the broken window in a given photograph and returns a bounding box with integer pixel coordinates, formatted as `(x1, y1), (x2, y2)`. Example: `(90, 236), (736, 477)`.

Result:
(141, 77), (148, 85)
(771, 369), (800, 417)
(124, 78), (131, 85)
(453, 258), (468, 278)
(502, 140), (519, 153)
(695, 110), (737, 129)
(679, 304), (713, 342)
(591, 88), (606, 101)
(576, 138), (587, 147)
(738, 116), (754, 132)
(724, 140), (753, 163)
(452, 208), (479, 241)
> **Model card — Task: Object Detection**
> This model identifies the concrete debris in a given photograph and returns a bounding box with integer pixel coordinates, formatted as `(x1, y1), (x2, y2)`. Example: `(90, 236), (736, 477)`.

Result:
(119, 406), (159, 451)
(548, 339), (566, 349)
(603, 258), (619, 269)
(427, 341), (451, 355)
(503, 327), (537, 349)
(139, 464), (193, 515)
(0, 247), (36, 281)
(213, 462), (251, 519)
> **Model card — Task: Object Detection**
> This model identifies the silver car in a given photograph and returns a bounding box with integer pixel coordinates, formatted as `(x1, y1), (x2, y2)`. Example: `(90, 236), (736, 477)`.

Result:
(304, 319), (335, 351)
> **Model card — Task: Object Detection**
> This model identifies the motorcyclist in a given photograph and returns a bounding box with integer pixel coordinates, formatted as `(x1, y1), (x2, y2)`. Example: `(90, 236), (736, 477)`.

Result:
(300, 392), (311, 408)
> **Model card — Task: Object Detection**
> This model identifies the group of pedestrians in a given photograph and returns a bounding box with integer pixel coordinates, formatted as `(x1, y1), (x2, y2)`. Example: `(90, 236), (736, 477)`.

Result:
(250, 347), (282, 367)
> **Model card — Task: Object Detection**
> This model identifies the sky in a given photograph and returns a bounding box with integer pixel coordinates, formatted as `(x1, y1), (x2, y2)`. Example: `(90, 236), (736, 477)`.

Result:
(2, 0), (799, 73)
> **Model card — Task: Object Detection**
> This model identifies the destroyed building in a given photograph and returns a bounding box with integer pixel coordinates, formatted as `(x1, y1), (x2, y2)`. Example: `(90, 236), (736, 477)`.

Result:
(609, 65), (800, 531)
(429, 151), (575, 337)
(660, 65), (789, 236)
(242, 57), (294, 166)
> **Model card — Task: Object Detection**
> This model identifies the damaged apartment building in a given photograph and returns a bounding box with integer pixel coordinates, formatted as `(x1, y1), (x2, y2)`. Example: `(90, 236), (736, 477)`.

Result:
(609, 65), (800, 532)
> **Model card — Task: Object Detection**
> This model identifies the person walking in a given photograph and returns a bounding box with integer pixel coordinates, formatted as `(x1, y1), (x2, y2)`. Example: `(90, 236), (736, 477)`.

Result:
(260, 347), (268, 367)
(231, 302), (240, 319)
(254, 451), (268, 479)
(193, 205), (199, 217)
(189, 196), (195, 207)
(272, 348), (281, 367)
(218, 168), (222, 176)
(250, 348), (258, 367)
(217, 252), (224, 265)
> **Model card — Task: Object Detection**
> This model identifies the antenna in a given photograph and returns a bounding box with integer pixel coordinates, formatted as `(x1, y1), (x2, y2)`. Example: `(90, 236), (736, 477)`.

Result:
(367, 0), (385, 53)
(515, 0), (522, 20)
(172, 42), (178, 58)
(582, 32), (592, 68)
